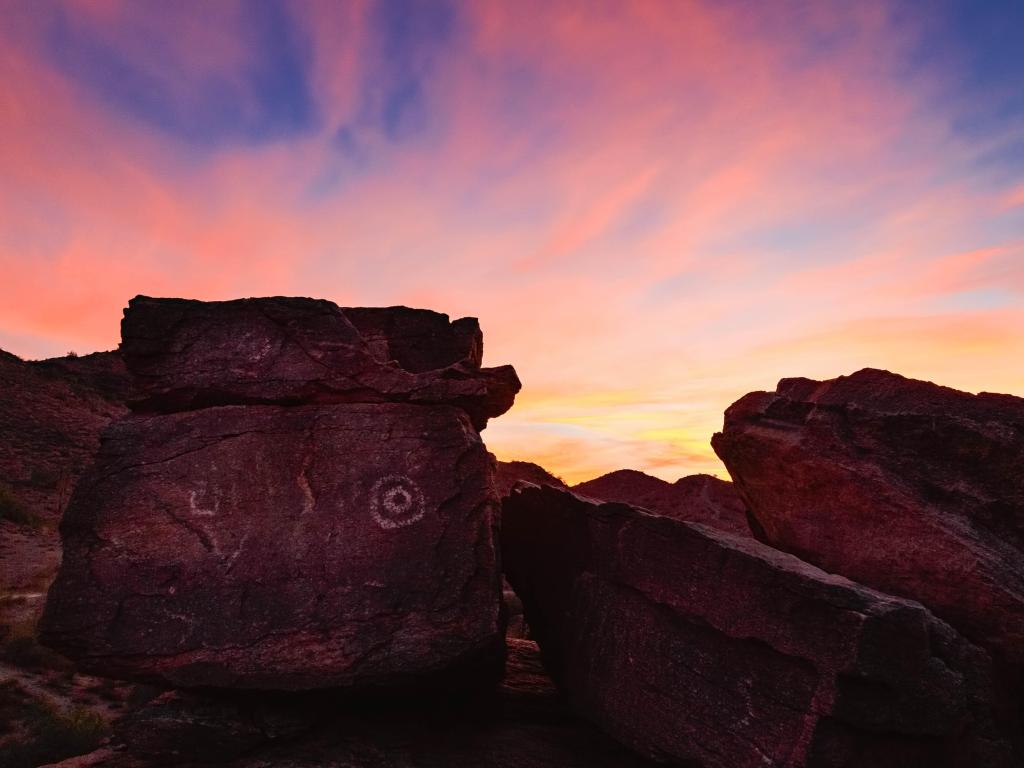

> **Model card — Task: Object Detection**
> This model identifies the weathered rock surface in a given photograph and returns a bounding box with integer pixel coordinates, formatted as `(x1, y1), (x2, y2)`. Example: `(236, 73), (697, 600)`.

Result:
(503, 484), (1016, 768)
(711, 368), (1024, 674)
(572, 468), (750, 536)
(494, 460), (567, 497)
(120, 296), (519, 430)
(40, 402), (503, 690)
(44, 640), (657, 768)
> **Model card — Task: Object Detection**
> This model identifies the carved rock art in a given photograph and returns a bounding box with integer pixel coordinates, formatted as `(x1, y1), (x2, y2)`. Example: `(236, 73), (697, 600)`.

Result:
(370, 475), (425, 529)
(40, 297), (517, 691)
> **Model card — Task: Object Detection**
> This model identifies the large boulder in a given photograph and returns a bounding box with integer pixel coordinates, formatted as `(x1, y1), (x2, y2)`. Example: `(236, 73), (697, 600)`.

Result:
(711, 368), (1024, 674)
(502, 484), (1016, 767)
(572, 469), (750, 537)
(40, 403), (503, 690)
(41, 297), (519, 692)
(120, 296), (519, 430)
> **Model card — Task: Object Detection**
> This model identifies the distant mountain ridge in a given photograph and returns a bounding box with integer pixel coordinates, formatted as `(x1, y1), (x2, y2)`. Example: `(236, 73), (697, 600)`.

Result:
(572, 468), (751, 537)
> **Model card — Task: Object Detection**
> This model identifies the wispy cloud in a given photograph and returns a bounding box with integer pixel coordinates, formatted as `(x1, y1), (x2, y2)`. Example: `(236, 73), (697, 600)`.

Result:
(1, 1), (1022, 481)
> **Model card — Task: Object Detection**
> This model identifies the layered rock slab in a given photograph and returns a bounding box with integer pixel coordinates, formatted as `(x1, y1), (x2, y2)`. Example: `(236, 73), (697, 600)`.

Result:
(120, 296), (519, 430)
(503, 484), (1015, 767)
(711, 368), (1024, 673)
(40, 403), (503, 690)
(572, 469), (750, 537)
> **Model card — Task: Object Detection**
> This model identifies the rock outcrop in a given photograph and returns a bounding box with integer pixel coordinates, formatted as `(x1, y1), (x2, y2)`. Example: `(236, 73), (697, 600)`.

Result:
(494, 460), (567, 497)
(120, 296), (519, 431)
(0, 348), (130, 525)
(503, 484), (1016, 768)
(572, 469), (750, 536)
(711, 368), (1024, 676)
(41, 297), (518, 691)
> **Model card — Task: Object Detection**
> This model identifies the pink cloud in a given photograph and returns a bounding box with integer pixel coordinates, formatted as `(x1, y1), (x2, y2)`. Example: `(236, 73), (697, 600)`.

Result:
(1, 2), (1022, 482)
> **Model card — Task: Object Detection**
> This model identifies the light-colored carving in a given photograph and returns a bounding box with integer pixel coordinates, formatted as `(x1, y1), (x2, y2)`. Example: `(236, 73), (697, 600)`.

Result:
(188, 487), (219, 517)
(370, 475), (425, 530)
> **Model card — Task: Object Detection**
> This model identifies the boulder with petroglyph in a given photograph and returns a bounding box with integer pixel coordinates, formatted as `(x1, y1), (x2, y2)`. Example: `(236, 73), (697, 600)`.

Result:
(40, 296), (517, 691)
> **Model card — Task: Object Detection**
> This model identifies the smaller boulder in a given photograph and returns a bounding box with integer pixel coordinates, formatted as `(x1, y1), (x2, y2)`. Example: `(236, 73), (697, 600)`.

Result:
(712, 368), (1024, 672)
(503, 484), (1017, 768)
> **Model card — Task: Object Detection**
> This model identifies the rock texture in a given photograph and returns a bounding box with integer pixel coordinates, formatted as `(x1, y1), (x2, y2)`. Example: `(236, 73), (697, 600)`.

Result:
(711, 368), (1024, 675)
(41, 297), (518, 692)
(503, 484), (1016, 768)
(494, 460), (567, 497)
(121, 296), (519, 431)
(573, 468), (750, 536)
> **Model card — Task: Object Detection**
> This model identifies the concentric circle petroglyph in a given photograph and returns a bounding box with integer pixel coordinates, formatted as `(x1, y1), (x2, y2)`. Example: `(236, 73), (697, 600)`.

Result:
(370, 475), (426, 529)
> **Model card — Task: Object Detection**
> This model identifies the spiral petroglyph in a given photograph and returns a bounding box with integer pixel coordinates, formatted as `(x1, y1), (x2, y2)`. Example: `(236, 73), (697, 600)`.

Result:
(370, 474), (426, 529)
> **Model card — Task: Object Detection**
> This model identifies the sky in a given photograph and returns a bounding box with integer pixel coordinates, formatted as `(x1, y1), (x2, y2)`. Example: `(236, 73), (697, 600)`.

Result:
(2, 0), (1023, 484)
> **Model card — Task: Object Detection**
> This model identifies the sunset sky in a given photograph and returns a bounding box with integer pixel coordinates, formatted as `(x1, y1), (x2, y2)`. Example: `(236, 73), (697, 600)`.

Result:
(3, 1), (1023, 483)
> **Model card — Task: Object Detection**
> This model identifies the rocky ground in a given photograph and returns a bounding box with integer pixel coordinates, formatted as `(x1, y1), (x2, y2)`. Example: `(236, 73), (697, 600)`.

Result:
(33, 640), (655, 768)
(0, 521), (137, 768)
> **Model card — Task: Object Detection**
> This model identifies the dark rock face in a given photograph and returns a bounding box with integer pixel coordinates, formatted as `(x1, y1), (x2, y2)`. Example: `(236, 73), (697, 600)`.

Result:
(503, 484), (1016, 768)
(572, 469), (750, 537)
(41, 297), (518, 692)
(711, 368), (1024, 673)
(494, 460), (567, 497)
(493, 461), (568, 638)
(41, 403), (502, 690)
(121, 296), (519, 431)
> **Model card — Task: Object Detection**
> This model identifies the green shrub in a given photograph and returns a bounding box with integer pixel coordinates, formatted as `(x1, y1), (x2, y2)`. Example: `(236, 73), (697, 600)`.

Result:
(0, 485), (40, 528)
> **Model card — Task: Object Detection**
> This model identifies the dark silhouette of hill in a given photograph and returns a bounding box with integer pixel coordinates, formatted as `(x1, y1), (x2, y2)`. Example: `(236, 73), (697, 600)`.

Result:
(572, 468), (750, 537)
